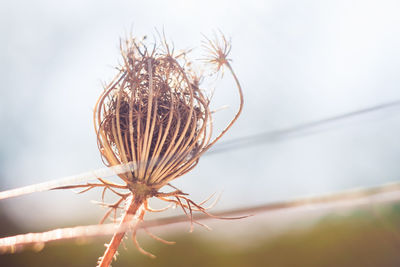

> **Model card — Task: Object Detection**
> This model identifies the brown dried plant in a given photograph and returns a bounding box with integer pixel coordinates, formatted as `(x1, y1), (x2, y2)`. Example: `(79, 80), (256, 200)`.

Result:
(58, 32), (243, 267)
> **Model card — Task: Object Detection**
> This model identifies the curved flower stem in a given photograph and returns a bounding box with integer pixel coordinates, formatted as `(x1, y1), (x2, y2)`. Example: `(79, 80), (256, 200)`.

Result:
(97, 195), (144, 267)
(202, 61), (244, 152)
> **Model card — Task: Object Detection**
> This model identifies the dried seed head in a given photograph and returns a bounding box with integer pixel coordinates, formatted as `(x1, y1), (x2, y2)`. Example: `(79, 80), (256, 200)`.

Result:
(202, 33), (232, 73)
(94, 34), (243, 195)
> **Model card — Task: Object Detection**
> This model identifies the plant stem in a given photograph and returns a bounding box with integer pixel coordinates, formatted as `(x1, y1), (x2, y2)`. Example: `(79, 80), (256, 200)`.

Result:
(98, 195), (143, 267)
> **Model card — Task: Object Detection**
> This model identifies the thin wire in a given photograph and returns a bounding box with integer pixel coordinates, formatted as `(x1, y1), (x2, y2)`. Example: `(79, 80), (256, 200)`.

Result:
(1, 180), (400, 254)
(1, 99), (400, 200)
(0, 163), (135, 200)
(208, 99), (400, 155)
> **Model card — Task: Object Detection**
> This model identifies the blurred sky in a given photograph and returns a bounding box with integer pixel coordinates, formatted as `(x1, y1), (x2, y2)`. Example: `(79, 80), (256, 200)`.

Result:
(1, 0), (400, 229)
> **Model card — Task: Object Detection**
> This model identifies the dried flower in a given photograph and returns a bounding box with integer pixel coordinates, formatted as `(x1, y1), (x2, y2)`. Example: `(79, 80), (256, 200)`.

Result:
(65, 32), (243, 267)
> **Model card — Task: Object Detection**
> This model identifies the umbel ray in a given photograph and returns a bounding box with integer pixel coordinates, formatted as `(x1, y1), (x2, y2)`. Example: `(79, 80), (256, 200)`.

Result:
(50, 32), (245, 267)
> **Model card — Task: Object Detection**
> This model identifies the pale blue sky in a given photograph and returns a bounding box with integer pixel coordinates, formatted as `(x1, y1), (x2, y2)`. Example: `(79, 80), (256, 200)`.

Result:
(1, 0), (400, 228)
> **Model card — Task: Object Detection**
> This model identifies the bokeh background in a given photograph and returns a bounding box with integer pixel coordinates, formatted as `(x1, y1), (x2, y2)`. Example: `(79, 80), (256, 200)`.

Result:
(1, 0), (400, 266)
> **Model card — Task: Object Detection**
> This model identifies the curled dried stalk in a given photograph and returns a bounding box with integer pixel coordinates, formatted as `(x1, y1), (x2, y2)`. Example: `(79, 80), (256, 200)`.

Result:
(62, 32), (244, 267)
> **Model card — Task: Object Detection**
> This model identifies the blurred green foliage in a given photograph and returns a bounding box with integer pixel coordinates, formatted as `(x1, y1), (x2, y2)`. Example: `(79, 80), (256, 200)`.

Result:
(1, 203), (400, 267)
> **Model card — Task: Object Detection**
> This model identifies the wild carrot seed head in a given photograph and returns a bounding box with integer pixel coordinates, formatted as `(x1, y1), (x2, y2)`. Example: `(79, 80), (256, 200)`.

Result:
(94, 33), (242, 197)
